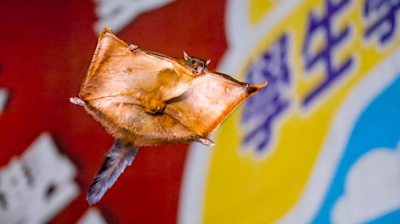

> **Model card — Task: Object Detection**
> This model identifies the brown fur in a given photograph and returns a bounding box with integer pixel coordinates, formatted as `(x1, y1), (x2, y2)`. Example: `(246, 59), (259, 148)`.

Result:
(76, 27), (267, 146)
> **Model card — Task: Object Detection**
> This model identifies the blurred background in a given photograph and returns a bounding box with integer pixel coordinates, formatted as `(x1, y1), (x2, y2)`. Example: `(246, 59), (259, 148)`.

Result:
(0, 0), (399, 223)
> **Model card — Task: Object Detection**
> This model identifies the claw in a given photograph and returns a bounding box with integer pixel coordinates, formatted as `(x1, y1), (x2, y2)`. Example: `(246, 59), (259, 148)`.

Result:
(128, 44), (138, 51)
(197, 138), (214, 147)
(69, 97), (86, 106)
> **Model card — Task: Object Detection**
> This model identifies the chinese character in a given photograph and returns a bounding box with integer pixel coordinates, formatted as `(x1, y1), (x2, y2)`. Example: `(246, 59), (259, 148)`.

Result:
(0, 133), (78, 224)
(241, 34), (291, 153)
(363, 0), (400, 45)
(302, 0), (354, 107)
(94, 0), (174, 33)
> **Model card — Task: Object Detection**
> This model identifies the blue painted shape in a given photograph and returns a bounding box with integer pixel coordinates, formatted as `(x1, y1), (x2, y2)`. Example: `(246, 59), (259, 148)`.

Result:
(368, 210), (400, 224)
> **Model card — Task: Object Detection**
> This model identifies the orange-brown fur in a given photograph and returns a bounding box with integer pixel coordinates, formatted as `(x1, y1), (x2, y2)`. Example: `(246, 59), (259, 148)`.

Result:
(76, 27), (267, 147)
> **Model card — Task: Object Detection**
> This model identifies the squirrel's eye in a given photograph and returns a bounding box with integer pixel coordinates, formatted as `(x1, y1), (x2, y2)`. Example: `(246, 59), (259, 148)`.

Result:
(191, 60), (195, 64)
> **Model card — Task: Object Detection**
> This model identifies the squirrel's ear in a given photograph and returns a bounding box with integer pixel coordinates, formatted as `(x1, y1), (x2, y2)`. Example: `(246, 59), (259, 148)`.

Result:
(206, 59), (211, 65)
(183, 51), (190, 61)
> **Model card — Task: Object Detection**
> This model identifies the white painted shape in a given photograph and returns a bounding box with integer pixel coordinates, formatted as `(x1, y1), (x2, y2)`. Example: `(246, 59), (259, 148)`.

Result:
(77, 208), (107, 224)
(0, 133), (79, 224)
(278, 50), (400, 224)
(0, 88), (8, 113)
(177, 144), (211, 224)
(332, 143), (400, 224)
(94, 0), (175, 33)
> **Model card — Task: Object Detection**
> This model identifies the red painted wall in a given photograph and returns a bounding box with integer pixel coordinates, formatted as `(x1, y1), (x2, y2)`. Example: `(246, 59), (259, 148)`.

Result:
(0, 0), (226, 223)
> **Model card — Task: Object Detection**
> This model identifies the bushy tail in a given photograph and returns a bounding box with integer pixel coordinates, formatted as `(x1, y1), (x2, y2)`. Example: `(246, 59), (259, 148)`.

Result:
(87, 140), (138, 205)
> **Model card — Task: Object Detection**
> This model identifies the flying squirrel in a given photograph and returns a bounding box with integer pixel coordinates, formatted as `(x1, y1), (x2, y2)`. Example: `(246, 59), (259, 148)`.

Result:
(70, 27), (267, 205)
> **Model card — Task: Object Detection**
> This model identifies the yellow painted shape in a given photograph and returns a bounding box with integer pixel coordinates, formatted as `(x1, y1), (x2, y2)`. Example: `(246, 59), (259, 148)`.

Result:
(248, 0), (276, 26)
(203, 0), (400, 223)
